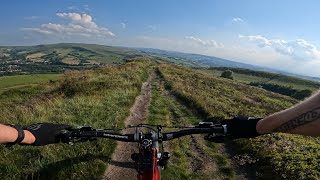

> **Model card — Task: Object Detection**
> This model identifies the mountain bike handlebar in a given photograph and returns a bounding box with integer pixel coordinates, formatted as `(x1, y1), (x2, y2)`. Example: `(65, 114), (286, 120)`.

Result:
(61, 122), (227, 143)
(162, 126), (226, 141)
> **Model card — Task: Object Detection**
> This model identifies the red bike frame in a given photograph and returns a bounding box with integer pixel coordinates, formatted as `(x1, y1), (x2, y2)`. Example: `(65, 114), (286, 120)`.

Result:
(138, 148), (160, 180)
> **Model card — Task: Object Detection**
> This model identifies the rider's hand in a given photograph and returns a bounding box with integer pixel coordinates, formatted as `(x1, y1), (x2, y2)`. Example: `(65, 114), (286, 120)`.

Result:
(24, 123), (72, 146)
(224, 116), (262, 139)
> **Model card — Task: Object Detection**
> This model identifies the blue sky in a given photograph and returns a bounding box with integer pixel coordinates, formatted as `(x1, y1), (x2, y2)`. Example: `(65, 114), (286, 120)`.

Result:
(1, 0), (320, 77)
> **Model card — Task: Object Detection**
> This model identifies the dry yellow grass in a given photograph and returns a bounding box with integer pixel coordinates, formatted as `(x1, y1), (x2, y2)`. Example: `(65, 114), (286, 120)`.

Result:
(26, 52), (46, 62)
(62, 58), (80, 65)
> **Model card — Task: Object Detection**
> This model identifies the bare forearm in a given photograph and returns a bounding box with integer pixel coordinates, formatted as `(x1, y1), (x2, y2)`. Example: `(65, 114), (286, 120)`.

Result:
(0, 124), (35, 144)
(257, 91), (320, 136)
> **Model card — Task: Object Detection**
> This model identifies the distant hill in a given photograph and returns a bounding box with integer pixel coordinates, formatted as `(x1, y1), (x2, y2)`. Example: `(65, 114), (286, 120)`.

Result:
(0, 43), (147, 75)
(136, 48), (320, 82)
(136, 48), (260, 69)
(1, 43), (319, 82)
(201, 66), (320, 101)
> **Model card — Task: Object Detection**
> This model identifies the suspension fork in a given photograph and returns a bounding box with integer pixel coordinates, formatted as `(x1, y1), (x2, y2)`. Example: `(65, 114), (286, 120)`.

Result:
(136, 141), (160, 180)
(153, 141), (161, 180)
(135, 128), (163, 180)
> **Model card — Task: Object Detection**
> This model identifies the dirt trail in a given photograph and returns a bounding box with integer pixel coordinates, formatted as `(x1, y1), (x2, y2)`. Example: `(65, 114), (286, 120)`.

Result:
(102, 70), (155, 180)
(162, 88), (220, 179)
(163, 86), (255, 179)
(189, 135), (219, 177)
(220, 144), (257, 180)
(102, 69), (255, 180)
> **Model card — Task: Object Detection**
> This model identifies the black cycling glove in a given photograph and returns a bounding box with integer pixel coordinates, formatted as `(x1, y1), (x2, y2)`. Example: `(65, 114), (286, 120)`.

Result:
(24, 123), (72, 146)
(224, 116), (262, 139)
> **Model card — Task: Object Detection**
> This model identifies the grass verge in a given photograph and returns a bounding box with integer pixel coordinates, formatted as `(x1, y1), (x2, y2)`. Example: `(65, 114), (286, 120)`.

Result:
(0, 59), (153, 179)
(158, 62), (320, 179)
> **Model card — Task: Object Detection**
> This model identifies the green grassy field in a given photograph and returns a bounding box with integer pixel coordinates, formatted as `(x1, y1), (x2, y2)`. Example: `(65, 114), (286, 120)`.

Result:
(159, 63), (296, 119)
(0, 74), (61, 94)
(0, 59), (154, 179)
(202, 68), (320, 91)
(0, 59), (319, 179)
(158, 62), (320, 179)
(4, 43), (148, 65)
(148, 54), (201, 67)
(1, 43), (151, 76)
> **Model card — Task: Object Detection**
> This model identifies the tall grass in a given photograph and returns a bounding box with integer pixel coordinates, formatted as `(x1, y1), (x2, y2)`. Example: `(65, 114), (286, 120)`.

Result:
(158, 62), (320, 179)
(1, 59), (318, 179)
(0, 59), (154, 179)
(158, 63), (296, 120)
(147, 75), (234, 180)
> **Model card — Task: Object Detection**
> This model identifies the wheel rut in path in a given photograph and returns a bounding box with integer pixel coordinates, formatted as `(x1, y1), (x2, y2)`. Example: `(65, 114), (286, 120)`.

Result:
(162, 86), (256, 180)
(102, 70), (155, 180)
(162, 89), (220, 179)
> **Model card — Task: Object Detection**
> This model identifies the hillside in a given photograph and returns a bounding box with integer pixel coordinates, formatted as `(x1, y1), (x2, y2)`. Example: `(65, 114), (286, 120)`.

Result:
(203, 67), (320, 90)
(157, 62), (320, 179)
(136, 48), (259, 69)
(0, 59), (153, 179)
(0, 59), (319, 179)
(201, 67), (320, 101)
(137, 48), (320, 81)
(0, 43), (147, 75)
(2, 42), (319, 86)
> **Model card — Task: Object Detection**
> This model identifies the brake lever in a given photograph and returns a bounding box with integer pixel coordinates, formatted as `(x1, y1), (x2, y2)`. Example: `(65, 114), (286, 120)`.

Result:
(197, 122), (229, 143)
(60, 126), (97, 144)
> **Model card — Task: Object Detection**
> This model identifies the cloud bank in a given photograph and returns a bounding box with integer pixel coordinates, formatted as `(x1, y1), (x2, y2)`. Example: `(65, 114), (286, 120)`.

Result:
(185, 36), (224, 48)
(22, 12), (115, 38)
(239, 34), (320, 60)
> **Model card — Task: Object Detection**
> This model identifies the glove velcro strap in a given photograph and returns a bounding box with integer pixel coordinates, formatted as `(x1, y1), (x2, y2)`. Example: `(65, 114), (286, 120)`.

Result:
(6, 124), (25, 145)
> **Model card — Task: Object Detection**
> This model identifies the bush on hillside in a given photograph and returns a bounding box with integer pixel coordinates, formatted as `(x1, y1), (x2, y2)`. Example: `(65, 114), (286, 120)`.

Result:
(292, 89), (312, 100)
(249, 82), (312, 100)
(221, 70), (234, 80)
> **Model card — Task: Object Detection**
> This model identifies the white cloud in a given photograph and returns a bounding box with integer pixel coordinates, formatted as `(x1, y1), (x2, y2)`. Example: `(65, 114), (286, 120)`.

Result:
(128, 36), (227, 59)
(120, 22), (126, 29)
(232, 17), (244, 22)
(185, 36), (224, 48)
(21, 27), (53, 35)
(114, 35), (319, 77)
(239, 34), (320, 60)
(22, 12), (115, 38)
(238, 34), (272, 47)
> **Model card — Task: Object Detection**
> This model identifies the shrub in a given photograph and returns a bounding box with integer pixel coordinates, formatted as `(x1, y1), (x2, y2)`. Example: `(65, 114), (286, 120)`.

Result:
(292, 89), (313, 100)
(220, 70), (234, 80)
(249, 82), (313, 100)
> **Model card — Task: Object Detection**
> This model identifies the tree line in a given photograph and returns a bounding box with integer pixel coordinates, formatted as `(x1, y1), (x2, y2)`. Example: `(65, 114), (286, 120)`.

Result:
(249, 82), (312, 100)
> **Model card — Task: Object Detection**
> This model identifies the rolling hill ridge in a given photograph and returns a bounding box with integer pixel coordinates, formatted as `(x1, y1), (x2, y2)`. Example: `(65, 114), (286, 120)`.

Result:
(137, 48), (320, 81)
